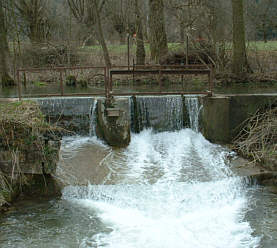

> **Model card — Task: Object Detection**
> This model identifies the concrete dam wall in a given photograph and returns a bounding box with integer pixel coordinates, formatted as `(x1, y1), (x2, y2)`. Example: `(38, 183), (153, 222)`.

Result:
(35, 94), (277, 146)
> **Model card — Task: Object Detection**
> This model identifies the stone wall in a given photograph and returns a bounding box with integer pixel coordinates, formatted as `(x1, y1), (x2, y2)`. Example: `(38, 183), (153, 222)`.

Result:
(35, 97), (96, 135)
(201, 94), (277, 143)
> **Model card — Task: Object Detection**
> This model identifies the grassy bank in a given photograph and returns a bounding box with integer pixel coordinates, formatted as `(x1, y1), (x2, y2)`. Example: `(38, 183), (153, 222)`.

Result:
(0, 101), (61, 211)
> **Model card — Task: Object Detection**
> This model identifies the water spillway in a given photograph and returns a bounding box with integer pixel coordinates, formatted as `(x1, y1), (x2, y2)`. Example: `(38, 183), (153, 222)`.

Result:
(2, 95), (277, 247)
(58, 97), (260, 247)
(131, 96), (184, 132)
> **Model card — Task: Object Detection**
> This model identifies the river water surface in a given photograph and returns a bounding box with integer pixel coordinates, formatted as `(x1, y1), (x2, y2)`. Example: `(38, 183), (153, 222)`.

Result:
(1, 129), (277, 248)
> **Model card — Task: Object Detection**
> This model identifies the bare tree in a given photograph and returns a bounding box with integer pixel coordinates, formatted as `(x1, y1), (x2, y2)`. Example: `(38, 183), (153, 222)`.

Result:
(104, 0), (134, 44)
(246, 0), (277, 43)
(91, 0), (111, 67)
(135, 0), (145, 65)
(232, 0), (250, 75)
(15, 0), (51, 44)
(0, 0), (14, 87)
(148, 0), (168, 64)
(67, 0), (111, 67)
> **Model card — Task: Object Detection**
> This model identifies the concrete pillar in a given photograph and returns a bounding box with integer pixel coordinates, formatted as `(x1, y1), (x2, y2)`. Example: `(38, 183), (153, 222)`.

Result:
(97, 98), (131, 147)
(201, 96), (231, 143)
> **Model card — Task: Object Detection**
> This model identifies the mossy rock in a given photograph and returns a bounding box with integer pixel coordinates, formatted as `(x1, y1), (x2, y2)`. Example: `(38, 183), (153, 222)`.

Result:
(65, 75), (77, 87)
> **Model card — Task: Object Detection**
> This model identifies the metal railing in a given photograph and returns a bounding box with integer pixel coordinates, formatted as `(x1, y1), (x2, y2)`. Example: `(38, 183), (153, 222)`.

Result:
(17, 66), (107, 99)
(16, 64), (214, 99)
(108, 64), (213, 98)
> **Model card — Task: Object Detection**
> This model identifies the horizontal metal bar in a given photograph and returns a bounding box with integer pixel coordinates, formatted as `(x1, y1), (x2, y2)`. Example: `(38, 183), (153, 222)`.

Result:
(112, 91), (210, 96)
(111, 65), (209, 69)
(110, 69), (210, 75)
(21, 93), (105, 98)
(18, 66), (106, 72)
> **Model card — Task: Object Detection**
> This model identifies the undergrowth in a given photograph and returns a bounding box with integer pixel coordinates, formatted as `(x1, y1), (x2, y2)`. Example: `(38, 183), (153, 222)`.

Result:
(0, 101), (61, 208)
(234, 105), (277, 167)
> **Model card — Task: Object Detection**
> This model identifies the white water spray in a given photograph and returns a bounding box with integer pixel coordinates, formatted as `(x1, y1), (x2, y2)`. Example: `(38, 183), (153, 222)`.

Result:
(62, 129), (260, 248)
(89, 100), (97, 136)
(185, 96), (202, 132)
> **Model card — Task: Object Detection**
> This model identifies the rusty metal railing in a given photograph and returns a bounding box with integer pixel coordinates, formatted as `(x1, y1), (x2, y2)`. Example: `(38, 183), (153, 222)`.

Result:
(108, 64), (214, 98)
(16, 65), (214, 99)
(17, 66), (107, 100)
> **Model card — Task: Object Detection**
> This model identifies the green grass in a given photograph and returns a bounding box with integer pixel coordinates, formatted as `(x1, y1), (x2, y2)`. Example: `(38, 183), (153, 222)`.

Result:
(247, 40), (277, 51)
(80, 40), (277, 55)
(79, 42), (185, 54)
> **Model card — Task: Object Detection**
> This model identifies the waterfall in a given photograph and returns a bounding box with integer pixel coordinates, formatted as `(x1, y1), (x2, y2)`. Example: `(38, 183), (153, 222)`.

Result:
(132, 96), (183, 132)
(89, 100), (97, 136)
(185, 96), (202, 132)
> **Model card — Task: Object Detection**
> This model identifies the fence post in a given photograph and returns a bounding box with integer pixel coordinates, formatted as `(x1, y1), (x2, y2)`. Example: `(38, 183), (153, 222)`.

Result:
(59, 70), (64, 96)
(17, 70), (21, 100)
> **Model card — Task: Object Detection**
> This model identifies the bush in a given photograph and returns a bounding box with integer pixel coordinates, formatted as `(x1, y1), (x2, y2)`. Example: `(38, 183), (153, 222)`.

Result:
(234, 105), (277, 169)
(20, 44), (79, 67)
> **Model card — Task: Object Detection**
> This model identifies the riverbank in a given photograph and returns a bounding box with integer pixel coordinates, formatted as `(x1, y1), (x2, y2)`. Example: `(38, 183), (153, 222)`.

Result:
(0, 100), (61, 212)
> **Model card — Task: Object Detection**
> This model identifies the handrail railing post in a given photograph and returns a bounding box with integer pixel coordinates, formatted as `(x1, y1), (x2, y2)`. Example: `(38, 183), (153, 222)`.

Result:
(17, 69), (21, 100)
(59, 69), (64, 96)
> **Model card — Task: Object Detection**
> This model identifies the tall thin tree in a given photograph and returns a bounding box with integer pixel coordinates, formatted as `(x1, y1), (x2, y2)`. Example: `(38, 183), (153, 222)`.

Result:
(92, 0), (111, 68)
(135, 0), (145, 65)
(232, 0), (250, 75)
(148, 0), (168, 64)
(0, 0), (14, 87)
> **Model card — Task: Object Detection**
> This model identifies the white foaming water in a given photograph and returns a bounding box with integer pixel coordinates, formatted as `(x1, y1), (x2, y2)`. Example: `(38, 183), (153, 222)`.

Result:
(89, 100), (97, 136)
(62, 129), (260, 248)
(185, 96), (202, 132)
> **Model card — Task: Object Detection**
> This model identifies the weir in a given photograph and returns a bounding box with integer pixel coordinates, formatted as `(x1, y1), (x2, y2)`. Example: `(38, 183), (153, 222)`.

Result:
(1, 94), (277, 247)
(35, 94), (277, 145)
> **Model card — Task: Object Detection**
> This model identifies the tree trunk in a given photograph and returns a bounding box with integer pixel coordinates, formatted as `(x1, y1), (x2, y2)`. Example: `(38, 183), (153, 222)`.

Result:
(135, 0), (145, 65)
(232, 0), (250, 75)
(148, 0), (168, 64)
(180, 22), (185, 45)
(0, 1), (14, 87)
(92, 0), (111, 68)
(262, 22), (268, 43)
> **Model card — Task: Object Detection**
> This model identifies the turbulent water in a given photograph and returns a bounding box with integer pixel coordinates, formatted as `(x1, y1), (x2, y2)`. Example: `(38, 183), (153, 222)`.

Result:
(1, 130), (277, 247)
(60, 129), (260, 248)
(1, 96), (276, 247)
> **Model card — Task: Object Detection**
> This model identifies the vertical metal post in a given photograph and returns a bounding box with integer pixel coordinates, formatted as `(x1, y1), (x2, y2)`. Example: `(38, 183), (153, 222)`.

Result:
(109, 72), (113, 96)
(59, 70), (64, 96)
(127, 34), (130, 71)
(159, 69), (162, 92)
(17, 70), (21, 100)
(186, 35), (189, 65)
(132, 59), (135, 85)
(104, 67), (108, 98)
(210, 67), (214, 94)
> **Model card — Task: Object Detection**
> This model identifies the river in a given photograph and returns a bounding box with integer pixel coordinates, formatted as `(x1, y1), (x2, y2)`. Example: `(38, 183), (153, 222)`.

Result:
(1, 129), (277, 248)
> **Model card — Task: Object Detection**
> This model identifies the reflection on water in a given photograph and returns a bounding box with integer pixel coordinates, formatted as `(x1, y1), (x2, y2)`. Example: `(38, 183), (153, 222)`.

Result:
(1, 81), (277, 98)
(1, 130), (277, 247)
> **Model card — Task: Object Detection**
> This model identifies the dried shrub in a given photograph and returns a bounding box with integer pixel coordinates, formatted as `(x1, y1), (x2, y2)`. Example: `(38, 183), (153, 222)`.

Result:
(0, 101), (61, 207)
(234, 105), (277, 168)
(20, 44), (79, 67)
